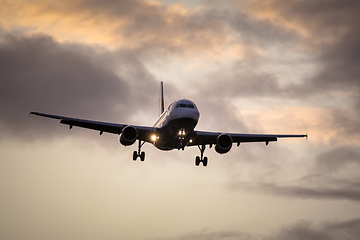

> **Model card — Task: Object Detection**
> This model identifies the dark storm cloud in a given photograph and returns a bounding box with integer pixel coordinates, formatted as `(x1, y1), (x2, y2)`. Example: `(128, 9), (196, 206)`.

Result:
(0, 32), (158, 140)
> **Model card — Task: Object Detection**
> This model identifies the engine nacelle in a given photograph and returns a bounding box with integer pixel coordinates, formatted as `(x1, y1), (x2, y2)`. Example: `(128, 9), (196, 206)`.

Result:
(119, 126), (138, 146)
(215, 133), (233, 154)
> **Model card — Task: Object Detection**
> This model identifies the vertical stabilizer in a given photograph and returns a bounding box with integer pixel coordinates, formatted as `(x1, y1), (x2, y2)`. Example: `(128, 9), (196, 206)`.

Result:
(160, 81), (164, 115)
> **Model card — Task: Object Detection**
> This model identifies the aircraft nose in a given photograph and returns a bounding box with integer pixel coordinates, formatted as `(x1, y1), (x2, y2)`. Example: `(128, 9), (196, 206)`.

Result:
(176, 108), (199, 120)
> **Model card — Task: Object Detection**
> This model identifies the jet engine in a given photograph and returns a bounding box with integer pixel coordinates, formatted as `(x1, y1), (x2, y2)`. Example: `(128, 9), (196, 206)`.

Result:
(215, 133), (233, 154)
(119, 126), (138, 146)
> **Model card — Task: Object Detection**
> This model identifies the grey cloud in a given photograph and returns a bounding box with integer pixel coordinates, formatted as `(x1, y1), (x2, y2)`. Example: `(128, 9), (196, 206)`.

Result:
(198, 70), (284, 99)
(160, 218), (360, 240)
(282, 1), (360, 136)
(328, 104), (360, 139)
(197, 0), (360, 100)
(237, 181), (360, 202)
(297, 1), (358, 37)
(303, 29), (360, 136)
(36, 0), (229, 54)
(198, 0), (300, 45)
(176, 231), (252, 240)
(190, 93), (249, 133)
(155, 230), (256, 240)
(250, 0), (360, 40)
(229, 174), (360, 201)
(252, 0), (360, 91)
(267, 219), (360, 240)
(229, 145), (360, 202)
(223, 10), (299, 46)
(309, 31), (360, 92)
(0, 32), (158, 141)
(34, 0), (300, 57)
(267, 222), (328, 240)
(315, 146), (360, 173)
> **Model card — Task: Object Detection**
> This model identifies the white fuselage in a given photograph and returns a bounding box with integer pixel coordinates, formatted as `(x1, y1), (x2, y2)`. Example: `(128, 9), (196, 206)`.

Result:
(152, 99), (200, 150)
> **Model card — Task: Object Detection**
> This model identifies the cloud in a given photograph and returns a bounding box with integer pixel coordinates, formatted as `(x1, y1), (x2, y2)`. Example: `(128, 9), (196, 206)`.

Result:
(0, 31), (159, 140)
(247, 0), (360, 41)
(222, 9), (299, 46)
(165, 230), (253, 240)
(0, 0), (233, 55)
(160, 218), (360, 240)
(257, 0), (360, 142)
(235, 180), (360, 202)
(247, 0), (360, 90)
(228, 145), (360, 202)
(184, 0), (360, 145)
(198, 69), (284, 99)
(315, 146), (360, 173)
(267, 218), (360, 240)
(0, 0), (304, 63)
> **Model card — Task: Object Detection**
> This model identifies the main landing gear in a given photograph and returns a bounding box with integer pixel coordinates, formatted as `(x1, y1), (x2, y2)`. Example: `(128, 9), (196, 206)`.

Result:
(133, 140), (145, 161)
(195, 144), (208, 167)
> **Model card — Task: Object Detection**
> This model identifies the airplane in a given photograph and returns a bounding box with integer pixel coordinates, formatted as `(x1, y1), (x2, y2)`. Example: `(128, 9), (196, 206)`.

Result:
(30, 82), (307, 166)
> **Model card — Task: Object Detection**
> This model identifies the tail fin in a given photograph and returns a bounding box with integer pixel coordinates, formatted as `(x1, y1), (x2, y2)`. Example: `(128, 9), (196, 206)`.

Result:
(160, 81), (164, 115)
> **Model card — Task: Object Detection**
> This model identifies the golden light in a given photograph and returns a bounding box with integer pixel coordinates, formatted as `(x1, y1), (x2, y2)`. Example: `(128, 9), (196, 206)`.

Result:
(178, 130), (186, 135)
(151, 135), (157, 141)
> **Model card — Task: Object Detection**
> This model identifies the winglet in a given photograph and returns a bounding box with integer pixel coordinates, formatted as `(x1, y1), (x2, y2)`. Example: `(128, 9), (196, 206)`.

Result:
(29, 111), (36, 117)
(160, 81), (164, 115)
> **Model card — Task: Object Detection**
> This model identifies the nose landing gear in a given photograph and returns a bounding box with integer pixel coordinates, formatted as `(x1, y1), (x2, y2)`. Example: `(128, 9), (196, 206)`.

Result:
(178, 140), (185, 151)
(195, 144), (208, 167)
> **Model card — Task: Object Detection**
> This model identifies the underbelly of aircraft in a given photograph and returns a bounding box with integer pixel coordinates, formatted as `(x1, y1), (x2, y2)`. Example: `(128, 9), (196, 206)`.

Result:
(153, 117), (197, 150)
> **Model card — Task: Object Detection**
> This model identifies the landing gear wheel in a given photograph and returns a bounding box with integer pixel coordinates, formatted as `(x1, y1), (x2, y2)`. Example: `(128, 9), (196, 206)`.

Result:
(196, 144), (208, 167)
(133, 140), (146, 162)
(195, 156), (200, 166)
(140, 152), (145, 161)
(203, 157), (208, 167)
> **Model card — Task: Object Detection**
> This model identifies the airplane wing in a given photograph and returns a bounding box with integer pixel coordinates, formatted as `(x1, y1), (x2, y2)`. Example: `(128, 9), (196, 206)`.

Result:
(29, 112), (156, 142)
(189, 130), (307, 146)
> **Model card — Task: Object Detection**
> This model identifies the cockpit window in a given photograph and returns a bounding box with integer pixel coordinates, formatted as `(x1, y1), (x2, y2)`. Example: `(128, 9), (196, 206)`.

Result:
(174, 102), (197, 109)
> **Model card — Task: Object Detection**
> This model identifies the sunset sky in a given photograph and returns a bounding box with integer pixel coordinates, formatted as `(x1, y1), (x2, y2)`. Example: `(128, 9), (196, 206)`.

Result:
(1, 0), (360, 239)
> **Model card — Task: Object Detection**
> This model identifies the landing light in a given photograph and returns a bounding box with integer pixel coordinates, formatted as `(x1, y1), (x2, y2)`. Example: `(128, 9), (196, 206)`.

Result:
(189, 139), (193, 143)
(178, 130), (186, 135)
(151, 135), (157, 141)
